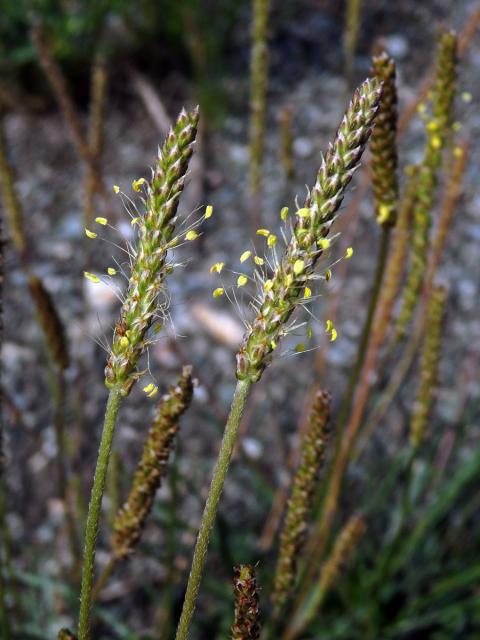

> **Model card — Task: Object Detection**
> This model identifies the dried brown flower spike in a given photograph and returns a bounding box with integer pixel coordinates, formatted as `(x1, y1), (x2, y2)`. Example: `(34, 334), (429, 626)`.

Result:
(370, 52), (398, 226)
(272, 390), (332, 617)
(231, 564), (261, 640)
(112, 366), (193, 558)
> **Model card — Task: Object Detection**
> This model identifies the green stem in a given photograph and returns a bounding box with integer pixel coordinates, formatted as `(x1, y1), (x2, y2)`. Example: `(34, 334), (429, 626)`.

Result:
(77, 386), (123, 640)
(175, 379), (252, 640)
(336, 226), (390, 434)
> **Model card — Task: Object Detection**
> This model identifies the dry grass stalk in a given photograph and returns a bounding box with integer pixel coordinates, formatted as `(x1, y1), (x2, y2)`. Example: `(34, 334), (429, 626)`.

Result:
(272, 390), (331, 617)
(0, 118), (26, 255)
(410, 287), (446, 449)
(112, 366), (193, 558)
(287, 515), (365, 639)
(231, 564), (261, 640)
(31, 25), (109, 204)
(84, 53), (108, 229)
(279, 106), (295, 180)
(249, 0), (271, 225)
(343, 0), (362, 80)
(104, 107), (199, 396)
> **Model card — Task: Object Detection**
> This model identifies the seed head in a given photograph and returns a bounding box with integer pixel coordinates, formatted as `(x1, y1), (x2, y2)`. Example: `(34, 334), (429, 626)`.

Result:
(231, 564), (261, 640)
(370, 52), (398, 226)
(112, 366), (193, 558)
(236, 78), (382, 382)
(272, 390), (331, 617)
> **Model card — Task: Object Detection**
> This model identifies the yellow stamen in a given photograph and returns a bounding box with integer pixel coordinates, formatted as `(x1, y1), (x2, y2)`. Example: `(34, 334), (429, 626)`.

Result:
(345, 247), (354, 259)
(330, 328), (338, 342)
(83, 271), (100, 283)
(132, 178), (146, 192)
(205, 205), (213, 219)
(213, 287), (225, 298)
(113, 184), (120, 193)
(264, 279), (273, 292)
(293, 259), (304, 275)
(267, 234), (277, 247)
(254, 256), (264, 266)
(120, 336), (129, 348)
(131, 217), (141, 225)
(318, 237), (330, 250)
(143, 383), (155, 393)
(256, 228), (270, 236)
(185, 230), (199, 241)
(295, 343), (305, 352)
(280, 206), (289, 221)
(296, 207), (311, 218)
(95, 217), (108, 225)
(237, 274), (248, 287)
(85, 228), (97, 239)
(210, 262), (224, 274)
(107, 267), (117, 276)
(304, 286), (312, 298)
(325, 269), (332, 281)
(240, 250), (252, 263)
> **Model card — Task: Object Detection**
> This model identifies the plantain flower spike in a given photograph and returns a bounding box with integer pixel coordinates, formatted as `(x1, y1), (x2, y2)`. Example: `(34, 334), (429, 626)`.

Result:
(272, 390), (332, 617)
(112, 366), (193, 558)
(236, 78), (382, 382)
(410, 287), (446, 449)
(370, 52), (398, 226)
(231, 564), (261, 640)
(105, 108), (199, 395)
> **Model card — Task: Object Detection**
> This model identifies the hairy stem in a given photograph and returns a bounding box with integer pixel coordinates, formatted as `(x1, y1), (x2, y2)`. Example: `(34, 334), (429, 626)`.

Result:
(77, 386), (122, 640)
(175, 379), (252, 640)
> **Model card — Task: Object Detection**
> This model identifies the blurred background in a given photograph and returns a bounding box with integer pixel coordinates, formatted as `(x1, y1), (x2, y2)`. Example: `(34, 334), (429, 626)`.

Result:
(1, 0), (480, 638)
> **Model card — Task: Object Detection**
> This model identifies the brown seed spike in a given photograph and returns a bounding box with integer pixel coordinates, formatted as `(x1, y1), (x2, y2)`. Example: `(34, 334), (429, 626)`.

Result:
(272, 390), (332, 617)
(370, 52), (398, 226)
(231, 564), (261, 640)
(112, 366), (193, 558)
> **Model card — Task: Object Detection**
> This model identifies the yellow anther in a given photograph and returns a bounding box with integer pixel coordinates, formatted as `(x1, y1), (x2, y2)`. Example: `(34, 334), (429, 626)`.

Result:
(330, 328), (338, 342)
(256, 228), (270, 236)
(461, 91), (472, 103)
(185, 230), (199, 241)
(325, 269), (332, 281)
(213, 287), (225, 298)
(210, 262), (224, 274)
(83, 271), (100, 283)
(120, 336), (129, 348)
(377, 204), (392, 225)
(113, 184), (120, 193)
(264, 279), (273, 292)
(254, 256), (264, 266)
(240, 250), (252, 263)
(417, 103), (427, 114)
(237, 274), (248, 287)
(143, 383), (155, 393)
(285, 274), (293, 287)
(85, 228), (97, 239)
(293, 259), (304, 275)
(267, 234), (277, 247)
(296, 207), (311, 218)
(345, 247), (354, 259)
(326, 319), (333, 332)
(107, 267), (117, 276)
(431, 135), (442, 150)
(95, 217), (108, 225)
(280, 206), (289, 221)
(307, 326), (313, 339)
(131, 217), (141, 225)
(295, 343), (305, 352)
(205, 205), (213, 219)
(304, 286), (312, 298)
(318, 237), (330, 250)
(132, 178), (146, 192)
(426, 119), (439, 132)
(148, 386), (159, 398)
